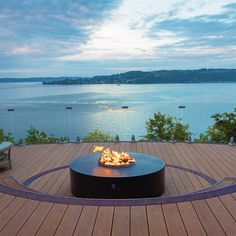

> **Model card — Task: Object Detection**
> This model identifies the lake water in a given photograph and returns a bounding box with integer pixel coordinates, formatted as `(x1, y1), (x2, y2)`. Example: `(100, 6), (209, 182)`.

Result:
(0, 82), (235, 141)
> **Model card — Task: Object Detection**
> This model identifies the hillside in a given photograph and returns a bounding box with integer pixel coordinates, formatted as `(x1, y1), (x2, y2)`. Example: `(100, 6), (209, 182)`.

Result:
(43, 69), (236, 85)
(1, 69), (236, 84)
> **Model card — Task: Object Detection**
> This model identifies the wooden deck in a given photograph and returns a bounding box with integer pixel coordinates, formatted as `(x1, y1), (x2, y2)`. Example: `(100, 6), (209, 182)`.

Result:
(0, 142), (236, 236)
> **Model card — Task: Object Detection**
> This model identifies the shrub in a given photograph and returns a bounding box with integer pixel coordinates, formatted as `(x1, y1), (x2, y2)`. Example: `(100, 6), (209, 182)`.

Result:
(196, 108), (236, 142)
(83, 129), (114, 142)
(0, 129), (14, 143)
(25, 126), (68, 144)
(145, 112), (190, 141)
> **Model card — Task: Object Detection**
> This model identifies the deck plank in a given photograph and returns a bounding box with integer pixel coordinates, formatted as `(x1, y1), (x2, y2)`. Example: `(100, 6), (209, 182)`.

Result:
(92, 206), (114, 236)
(0, 197), (27, 231)
(35, 203), (68, 236)
(206, 197), (236, 236)
(0, 199), (40, 236)
(177, 202), (206, 236)
(146, 205), (168, 236)
(162, 203), (187, 236)
(111, 206), (130, 236)
(219, 195), (236, 221)
(0, 143), (86, 235)
(192, 200), (226, 235)
(130, 206), (149, 236)
(17, 202), (54, 236)
(54, 204), (83, 236)
(73, 206), (98, 236)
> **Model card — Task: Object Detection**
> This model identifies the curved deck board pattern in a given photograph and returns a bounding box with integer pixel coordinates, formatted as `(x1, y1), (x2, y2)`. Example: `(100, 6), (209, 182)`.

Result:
(0, 142), (235, 236)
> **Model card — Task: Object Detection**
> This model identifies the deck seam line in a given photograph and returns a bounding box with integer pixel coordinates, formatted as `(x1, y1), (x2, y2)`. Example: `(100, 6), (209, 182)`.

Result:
(16, 200), (43, 235)
(71, 205), (84, 236)
(0, 197), (27, 232)
(166, 143), (204, 235)
(187, 144), (234, 235)
(164, 143), (188, 195)
(12, 144), (81, 235)
(204, 144), (236, 175)
(53, 204), (70, 236)
(204, 199), (228, 236)
(90, 206), (99, 236)
(34, 203), (56, 235)
(218, 197), (236, 223)
(109, 206), (115, 236)
(0, 145), (55, 213)
(169, 143), (196, 192)
(160, 204), (170, 236)
(190, 201), (208, 236)
(176, 203), (190, 236)
(0, 195), (16, 214)
(145, 205), (151, 236)
(155, 143), (179, 195)
(173, 143), (212, 235)
(180, 143), (210, 189)
(194, 144), (233, 178)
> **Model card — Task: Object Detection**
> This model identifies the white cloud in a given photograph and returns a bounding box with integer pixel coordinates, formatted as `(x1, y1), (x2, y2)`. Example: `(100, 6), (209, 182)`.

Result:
(0, 69), (33, 73)
(59, 0), (236, 62)
(174, 45), (236, 56)
(10, 46), (41, 55)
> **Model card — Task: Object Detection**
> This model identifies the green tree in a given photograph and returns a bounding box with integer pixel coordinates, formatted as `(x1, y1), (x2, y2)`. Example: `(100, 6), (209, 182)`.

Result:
(197, 108), (236, 142)
(145, 112), (190, 141)
(0, 129), (14, 143)
(83, 129), (114, 142)
(25, 127), (68, 144)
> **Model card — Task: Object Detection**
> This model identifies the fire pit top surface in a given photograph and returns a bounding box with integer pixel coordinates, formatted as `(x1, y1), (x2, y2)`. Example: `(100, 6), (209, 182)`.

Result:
(70, 153), (165, 178)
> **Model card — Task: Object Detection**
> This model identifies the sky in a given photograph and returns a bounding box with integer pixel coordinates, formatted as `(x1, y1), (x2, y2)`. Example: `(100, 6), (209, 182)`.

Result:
(0, 0), (236, 78)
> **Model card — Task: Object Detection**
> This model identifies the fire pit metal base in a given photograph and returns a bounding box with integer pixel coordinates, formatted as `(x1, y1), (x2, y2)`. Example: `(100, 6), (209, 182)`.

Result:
(70, 153), (165, 199)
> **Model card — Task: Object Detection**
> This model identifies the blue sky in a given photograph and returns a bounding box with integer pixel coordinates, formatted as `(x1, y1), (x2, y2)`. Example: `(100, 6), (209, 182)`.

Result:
(0, 0), (236, 78)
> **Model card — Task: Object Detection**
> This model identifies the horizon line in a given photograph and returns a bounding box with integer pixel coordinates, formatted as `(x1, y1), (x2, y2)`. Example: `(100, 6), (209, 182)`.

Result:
(1, 67), (236, 80)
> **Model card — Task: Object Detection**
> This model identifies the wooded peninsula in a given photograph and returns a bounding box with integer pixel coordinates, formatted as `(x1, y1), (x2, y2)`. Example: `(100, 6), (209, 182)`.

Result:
(42, 69), (236, 85)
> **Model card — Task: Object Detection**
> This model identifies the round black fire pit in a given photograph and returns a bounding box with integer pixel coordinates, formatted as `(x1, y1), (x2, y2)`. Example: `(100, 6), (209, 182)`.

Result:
(70, 153), (165, 199)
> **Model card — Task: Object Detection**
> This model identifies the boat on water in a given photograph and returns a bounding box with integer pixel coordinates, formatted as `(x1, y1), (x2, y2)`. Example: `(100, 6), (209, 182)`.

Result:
(122, 105), (128, 109)
(178, 105), (186, 109)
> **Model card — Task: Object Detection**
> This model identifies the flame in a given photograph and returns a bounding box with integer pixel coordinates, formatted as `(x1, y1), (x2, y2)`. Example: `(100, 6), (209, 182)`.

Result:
(93, 145), (136, 167)
(93, 145), (104, 152)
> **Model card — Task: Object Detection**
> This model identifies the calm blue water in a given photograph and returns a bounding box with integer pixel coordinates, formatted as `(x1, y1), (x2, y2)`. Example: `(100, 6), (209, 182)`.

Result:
(0, 82), (235, 141)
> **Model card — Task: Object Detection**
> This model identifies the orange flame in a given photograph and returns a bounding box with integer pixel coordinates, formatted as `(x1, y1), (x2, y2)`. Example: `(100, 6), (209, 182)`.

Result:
(93, 145), (136, 166)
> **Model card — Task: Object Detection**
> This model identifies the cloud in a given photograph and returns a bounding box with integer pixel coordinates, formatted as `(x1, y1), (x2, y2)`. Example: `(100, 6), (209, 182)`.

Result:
(0, 28), (14, 36)
(0, 0), (236, 77)
(0, 69), (33, 73)
(60, 29), (185, 61)
(59, 0), (236, 62)
(9, 46), (41, 55)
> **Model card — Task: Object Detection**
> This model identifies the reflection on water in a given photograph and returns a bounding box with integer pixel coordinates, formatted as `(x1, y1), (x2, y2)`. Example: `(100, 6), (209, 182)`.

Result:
(92, 166), (124, 177)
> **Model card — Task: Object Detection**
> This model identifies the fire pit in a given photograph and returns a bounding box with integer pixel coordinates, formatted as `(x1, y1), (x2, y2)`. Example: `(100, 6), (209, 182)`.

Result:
(70, 147), (165, 199)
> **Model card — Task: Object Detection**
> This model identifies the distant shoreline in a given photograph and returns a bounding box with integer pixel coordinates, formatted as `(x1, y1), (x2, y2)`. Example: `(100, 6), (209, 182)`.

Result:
(1, 81), (236, 85)
(0, 68), (236, 84)
(43, 81), (236, 85)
